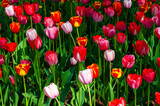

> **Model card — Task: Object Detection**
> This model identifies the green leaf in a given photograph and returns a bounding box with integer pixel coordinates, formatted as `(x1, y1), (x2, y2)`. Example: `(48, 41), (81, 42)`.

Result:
(4, 85), (9, 105)
(14, 92), (19, 106)
(109, 84), (114, 101)
(76, 87), (85, 106)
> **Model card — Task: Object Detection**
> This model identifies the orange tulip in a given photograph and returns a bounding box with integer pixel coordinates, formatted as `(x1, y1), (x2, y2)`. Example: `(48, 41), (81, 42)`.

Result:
(15, 64), (30, 76)
(10, 22), (20, 33)
(77, 37), (88, 47)
(51, 11), (61, 23)
(69, 16), (82, 27)
(87, 63), (99, 79)
(93, 1), (101, 10)
(111, 68), (123, 78)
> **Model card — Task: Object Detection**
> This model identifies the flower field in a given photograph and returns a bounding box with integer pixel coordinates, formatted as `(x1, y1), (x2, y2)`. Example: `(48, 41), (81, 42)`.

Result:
(0, 0), (160, 105)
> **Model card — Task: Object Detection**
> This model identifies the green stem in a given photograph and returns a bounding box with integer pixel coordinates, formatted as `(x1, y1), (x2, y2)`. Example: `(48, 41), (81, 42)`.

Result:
(43, 0), (46, 17)
(53, 40), (54, 51)
(94, 79), (96, 106)
(49, 39), (51, 50)
(103, 57), (105, 84)
(23, 76), (28, 106)
(52, 65), (55, 83)
(14, 34), (17, 62)
(70, 33), (76, 46)
(148, 83), (150, 106)
(135, 89), (136, 106)
(109, 62), (112, 86)
(55, 98), (61, 106)
(70, 2), (72, 16)
(22, 25), (25, 58)
(98, 47), (101, 79)
(30, 16), (32, 28)
(117, 79), (119, 98)
(126, 9), (128, 23)
(58, 24), (62, 57)
(77, 28), (80, 38)
(0, 85), (4, 106)
(140, 57), (142, 75)
(88, 84), (92, 106)
(126, 70), (129, 103)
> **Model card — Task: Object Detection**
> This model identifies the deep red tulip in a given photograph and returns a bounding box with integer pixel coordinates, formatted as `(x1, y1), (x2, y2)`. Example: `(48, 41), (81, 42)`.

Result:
(115, 32), (126, 44)
(92, 11), (103, 22)
(116, 21), (126, 32)
(17, 15), (28, 25)
(4, 42), (17, 52)
(10, 22), (20, 33)
(103, 24), (116, 38)
(122, 55), (135, 69)
(104, 7), (115, 17)
(134, 11), (145, 23)
(27, 35), (42, 49)
(127, 74), (142, 89)
(102, 0), (111, 7)
(0, 37), (8, 49)
(33, 2), (39, 12)
(93, 35), (102, 44)
(45, 51), (58, 66)
(2, 0), (10, 8)
(73, 46), (87, 62)
(154, 27), (160, 39)
(23, 2), (35, 16)
(142, 17), (153, 29)
(32, 14), (42, 24)
(98, 38), (109, 51)
(157, 57), (160, 68)
(128, 22), (141, 36)
(108, 97), (126, 106)
(76, 6), (86, 17)
(142, 68), (156, 83)
(155, 92), (160, 105)
(14, 5), (23, 17)
(86, 7), (94, 17)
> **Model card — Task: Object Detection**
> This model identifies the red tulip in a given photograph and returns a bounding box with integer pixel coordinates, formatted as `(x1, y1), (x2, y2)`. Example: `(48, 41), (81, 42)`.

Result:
(0, 37), (8, 49)
(27, 35), (42, 49)
(154, 27), (160, 39)
(116, 21), (126, 32)
(102, 0), (111, 7)
(142, 68), (156, 83)
(152, 15), (160, 26)
(113, 2), (122, 16)
(157, 57), (160, 68)
(86, 7), (94, 17)
(93, 35), (102, 44)
(17, 15), (28, 25)
(87, 63), (99, 79)
(70, 16), (82, 27)
(14, 5), (23, 17)
(127, 74), (142, 89)
(23, 2), (35, 16)
(115, 32), (126, 44)
(4, 42), (17, 52)
(103, 24), (116, 38)
(76, 6), (86, 17)
(128, 22), (141, 36)
(33, 2), (39, 12)
(45, 51), (58, 66)
(92, 11), (103, 22)
(2, 0), (10, 8)
(133, 40), (150, 56)
(155, 92), (160, 105)
(108, 97), (126, 106)
(104, 7), (115, 17)
(32, 14), (42, 24)
(134, 11), (145, 23)
(142, 17), (153, 29)
(122, 55), (135, 69)
(98, 38), (109, 51)
(51, 11), (61, 23)
(10, 22), (20, 33)
(73, 46), (87, 62)
(9, 75), (15, 86)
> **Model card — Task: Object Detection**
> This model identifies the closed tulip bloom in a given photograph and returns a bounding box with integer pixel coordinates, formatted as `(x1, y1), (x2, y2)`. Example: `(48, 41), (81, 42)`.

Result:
(103, 24), (116, 38)
(0, 37), (7, 49)
(127, 74), (142, 89)
(17, 15), (28, 25)
(92, 11), (103, 22)
(9, 75), (15, 86)
(154, 27), (160, 39)
(138, 0), (145, 7)
(87, 63), (99, 79)
(32, 14), (42, 24)
(122, 55), (135, 69)
(27, 35), (42, 49)
(5, 5), (15, 17)
(113, 2), (122, 13)
(0, 55), (5, 65)
(98, 38), (109, 51)
(134, 11), (145, 23)
(93, 35), (102, 44)
(152, 16), (160, 26)
(33, 2), (39, 12)
(4, 42), (17, 52)
(142, 17), (153, 29)
(116, 21), (126, 32)
(23, 2), (35, 16)
(155, 92), (160, 105)
(93, 1), (101, 9)
(45, 51), (58, 66)
(111, 68), (123, 78)
(44, 26), (59, 40)
(70, 16), (83, 27)
(20, 60), (31, 65)
(44, 83), (59, 99)
(82, 0), (89, 4)
(133, 40), (150, 56)
(128, 22), (141, 36)
(104, 7), (115, 17)
(115, 33), (126, 44)
(76, 6), (86, 17)
(142, 68), (156, 83)
(61, 21), (73, 34)
(51, 11), (61, 23)
(123, 0), (132, 8)
(104, 49), (115, 61)
(14, 5), (23, 17)
(157, 57), (160, 68)
(73, 46), (87, 62)
(10, 0), (19, 4)
(70, 57), (77, 65)
(102, 0), (111, 7)
(108, 97), (126, 106)
(78, 69), (93, 84)
(77, 37), (88, 47)
(26, 28), (38, 41)
(44, 17), (54, 28)
(15, 64), (30, 76)
(10, 22), (20, 33)
(86, 7), (94, 17)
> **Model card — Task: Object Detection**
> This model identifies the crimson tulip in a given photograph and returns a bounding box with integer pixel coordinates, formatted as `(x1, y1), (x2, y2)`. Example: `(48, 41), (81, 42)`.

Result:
(0, 55), (5, 65)
(10, 0), (19, 4)
(33, 2), (39, 12)
(4, 42), (17, 52)
(17, 15), (28, 25)
(73, 46), (87, 62)
(154, 27), (160, 39)
(157, 57), (160, 68)
(134, 11), (145, 23)
(127, 74), (142, 89)
(103, 24), (116, 38)
(108, 97), (126, 106)
(116, 21), (126, 32)
(128, 22), (141, 36)
(76, 6), (86, 17)
(32, 14), (42, 24)
(115, 33), (126, 44)
(9, 75), (15, 86)
(81, 0), (89, 4)
(27, 35), (42, 49)
(23, 2), (35, 16)
(14, 5), (23, 17)
(102, 0), (111, 7)
(0, 68), (2, 79)
(0, 37), (7, 49)
(86, 7), (94, 17)
(142, 68), (156, 83)
(155, 92), (160, 105)
(142, 17), (153, 29)
(45, 51), (58, 66)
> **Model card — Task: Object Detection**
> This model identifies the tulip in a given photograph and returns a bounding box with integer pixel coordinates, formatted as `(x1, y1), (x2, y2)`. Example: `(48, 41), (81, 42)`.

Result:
(102, 0), (111, 7)
(45, 51), (58, 66)
(128, 22), (141, 36)
(103, 24), (116, 38)
(44, 17), (54, 28)
(87, 63), (99, 79)
(155, 92), (160, 105)
(51, 11), (61, 23)
(27, 35), (42, 49)
(123, 0), (132, 8)
(157, 57), (160, 68)
(58, 22), (64, 30)
(4, 42), (17, 52)
(104, 7), (115, 17)
(10, 0), (19, 4)
(0, 55), (5, 65)
(92, 11), (103, 22)
(0, 37), (7, 49)
(61, 21), (73, 34)
(115, 33), (126, 44)
(78, 69), (93, 84)
(111, 68), (123, 78)
(104, 49), (115, 62)
(14, 5), (23, 17)
(77, 37), (88, 47)
(127, 74), (142, 89)
(113, 2), (122, 13)
(116, 21), (126, 32)
(10, 22), (20, 33)
(17, 15), (28, 25)
(69, 16), (82, 27)
(98, 38), (109, 51)
(142, 68), (156, 83)
(133, 40), (150, 56)
(26, 28), (37, 41)
(142, 17), (153, 29)
(152, 16), (160, 26)
(73, 46), (87, 62)
(5, 5), (14, 17)
(32, 14), (42, 24)
(44, 83), (59, 99)
(93, 1), (101, 9)
(82, 0), (89, 4)
(9, 75), (15, 86)
(33, 2), (39, 12)
(151, 4), (159, 15)
(134, 11), (145, 23)
(93, 35), (102, 44)
(86, 7), (94, 17)
(138, 0), (145, 7)
(122, 55), (135, 69)
(15, 64), (30, 76)
(108, 97), (126, 106)
(76, 6), (86, 17)
(0, 68), (2, 79)
(70, 57), (77, 65)
(20, 60), (31, 65)
(2, 0), (10, 8)
(23, 2), (35, 16)
(154, 27), (160, 39)
(44, 26), (59, 40)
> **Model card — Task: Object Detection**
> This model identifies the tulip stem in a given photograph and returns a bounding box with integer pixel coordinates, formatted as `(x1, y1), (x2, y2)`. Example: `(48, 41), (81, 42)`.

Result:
(49, 39), (51, 50)
(98, 47), (102, 82)
(70, 33), (76, 46)
(22, 25), (25, 58)
(30, 16), (32, 28)
(135, 89), (136, 106)
(52, 65), (56, 83)
(55, 98), (61, 106)
(0, 85), (4, 106)
(58, 24), (63, 57)
(23, 76), (28, 106)
(53, 40), (54, 51)
(140, 57), (142, 75)
(109, 62), (112, 86)
(126, 70), (129, 103)
(117, 79), (119, 98)
(43, 0), (46, 17)
(148, 83), (150, 106)
(77, 28), (80, 38)
(88, 84), (92, 106)
(94, 79), (96, 106)
(70, 2), (72, 16)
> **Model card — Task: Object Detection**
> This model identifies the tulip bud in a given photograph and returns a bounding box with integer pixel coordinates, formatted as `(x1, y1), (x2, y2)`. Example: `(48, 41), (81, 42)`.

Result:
(122, 54), (135, 69)
(61, 21), (73, 34)
(9, 75), (15, 86)
(154, 27), (160, 39)
(115, 32), (126, 44)
(44, 17), (54, 28)
(116, 21), (126, 32)
(93, 35), (102, 44)
(142, 68), (156, 83)
(0, 37), (7, 49)
(104, 7), (115, 17)
(98, 38), (109, 51)
(127, 74), (142, 89)
(70, 57), (77, 65)
(92, 11), (103, 22)
(76, 6), (86, 17)
(103, 24), (116, 38)
(32, 14), (42, 24)
(10, 22), (20, 33)
(5, 5), (15, 17)
(44, 26), (59, 40)
(0, 55), (5, 65)
(45, 51), (58, 66)
(17, 15), (28, 25)
(104, 49), (115, 62)
(73, 46), (87, 62)
(26, 28), (38, 41)
(78, 69), (93, 84)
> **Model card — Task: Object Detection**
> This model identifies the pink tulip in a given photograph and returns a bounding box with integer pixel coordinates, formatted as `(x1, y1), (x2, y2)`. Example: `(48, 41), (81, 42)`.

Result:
(78, 69), (93, 84)
(70, 57), (77, 65)
(17, 15), (28, 25)
(123, 0), (132, 9)
(0, 55), (5, 65)
(9, 75), (15, 86)
(137, 0), (145, 7)
(32, 14), (42, 24)
(10, 0), (19, 4)
(151, 4), (160, 15)
(45, 51), (58, 66)
(98, 38), (109, 51)
(44, 83), (59, 99)
(86, 7), (94, 17)
(93, 35), (103, 44)
(104, 7), (115, 17)
(114, 0), (120, 1)
(20, 60), (31, 65)
(152, 16), (160, 26)
(127, 74), (142, 89)
(0, 37), (7, 49)
(154, 27), (160, 39)
(5, 5), (15, 17)
(26, 28), (38, 41)
(122, 54), (135, 69)
(104, 49), (115, 62)
(44, 26), (59, 40)
(92, 11), (103, 22)
(44, 17), (54, 28)
(142, 17), (153, 29)
(103, 24), (116, 38)
(82, 0), (89, 4)
(61, 21), (73, 34)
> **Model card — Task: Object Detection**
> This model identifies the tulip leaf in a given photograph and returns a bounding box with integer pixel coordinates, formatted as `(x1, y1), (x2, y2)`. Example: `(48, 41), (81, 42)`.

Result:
(70, 87), (76, 106)
(154, 41), (160, 66)
(4, 85), (9, 105)
(109, 83), (114, 101)
(76, 87), (85, 106)
(15, 92), (19, 106)
(43, 98), (52, 106)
